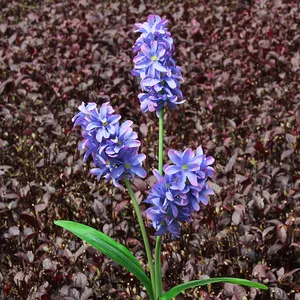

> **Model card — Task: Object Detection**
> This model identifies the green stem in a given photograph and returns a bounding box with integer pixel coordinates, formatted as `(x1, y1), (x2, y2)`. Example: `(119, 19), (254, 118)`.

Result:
(155, 107), (164, 298)
(124, 178), (156, 300)
(155, 235), (162, 298)
(158, 108), (164, 174)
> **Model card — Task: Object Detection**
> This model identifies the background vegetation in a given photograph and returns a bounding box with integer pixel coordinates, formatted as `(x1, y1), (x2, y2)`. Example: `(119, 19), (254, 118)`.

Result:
(0, 0), (299, 299)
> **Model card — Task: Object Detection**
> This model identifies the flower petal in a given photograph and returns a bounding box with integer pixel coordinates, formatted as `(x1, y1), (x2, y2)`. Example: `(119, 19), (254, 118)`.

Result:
(168, 149), (182, 166)
(131, 166), (147, 178)
(86, 122), (100, 130)
(178, 173), (186, 190)
(132, 153), (146, 165)
(112, 166), (124, 178)
(182, 148), (194, 164)
(141, 44), (152, 57)
(124, 140), (141, 148)
(187, 162), (200, 171)
(164, 76), (176, 89)
(100, 102), (108, 121)
(205, 156), (215, 165)
(153, 62), (167, 72)
(165, 165), (181, 175)
(186, 171), (198, 186)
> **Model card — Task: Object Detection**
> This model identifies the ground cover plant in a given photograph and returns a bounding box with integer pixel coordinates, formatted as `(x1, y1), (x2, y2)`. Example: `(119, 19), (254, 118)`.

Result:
(0, 0), (299, 299)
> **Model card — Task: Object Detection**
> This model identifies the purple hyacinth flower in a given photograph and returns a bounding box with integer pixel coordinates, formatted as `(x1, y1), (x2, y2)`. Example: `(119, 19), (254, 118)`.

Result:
(72, 102), (97, 129)
(138, 92), (160, 113)
(90, 151), (114, 181)
(145, 147), (215, 238)
(134, 15), (168, 39)
(145, 170), (179, 218)
(165, 148), (201, 190)
(73, 101), (146, 188)
(134, 40), (167, 79)
(85, 102), (121, 142)
(133, 15), (172, 53)
(196, 146), (215, 179)
(133, 15), (184, 115)
(137, 89), (185, 116)
(104, 120), (141, 156)
(73, 102), (121, 143)
(145, 207), (181, 237)
(78, 131), (99, 162)
(90, 148), (146, 188)
(111, 148), (147, 181)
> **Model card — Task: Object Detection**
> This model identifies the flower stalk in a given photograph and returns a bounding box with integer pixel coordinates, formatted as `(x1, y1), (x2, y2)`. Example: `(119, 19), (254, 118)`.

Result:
(124, 177), (156, 299)
(155, 107), (164, 298)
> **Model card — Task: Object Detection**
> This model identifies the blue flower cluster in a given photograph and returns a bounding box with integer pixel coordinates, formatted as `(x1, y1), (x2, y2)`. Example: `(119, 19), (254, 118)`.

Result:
(145, 147), (215, 237)
(73, 102), (146, 187)
(132, 14), (184, 115)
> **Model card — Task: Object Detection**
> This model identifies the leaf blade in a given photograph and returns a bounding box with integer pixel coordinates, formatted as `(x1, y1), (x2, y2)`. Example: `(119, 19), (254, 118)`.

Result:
(55, 220), (153, 300)
(160, 277), (268, 300)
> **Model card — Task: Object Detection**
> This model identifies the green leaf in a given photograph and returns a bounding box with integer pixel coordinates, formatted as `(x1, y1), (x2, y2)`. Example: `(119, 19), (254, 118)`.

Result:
(55, 220), (154, 300)
(160, 277), (268, 300)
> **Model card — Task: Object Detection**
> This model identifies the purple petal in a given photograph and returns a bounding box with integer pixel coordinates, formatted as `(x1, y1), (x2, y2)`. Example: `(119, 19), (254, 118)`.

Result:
(158, 48), (166, 58)
(86, 102), (97, 111)
(109, 114), (121, 125)
(148, 14), (155, 26)
(206, 167), (215, 178)
(196, 146), (203, 156)
(165, 76), (176, 89)
(186, 171), (198, 186)
(142, 78), (161, 86)
(135, 61), (152, 69)
(112, 178), (122, 188)
(141, 44), (151, 57)
(100, 102), (108, 121)
(78, 139), (88, 150)
(103, 130), (110, 139)
(187, 162), (200, 171)
(131, 166), (147, 178)
(170, 203), (178, 218)
(96, 129), (104, 142)
(86, 122), (100, 130)
(133, 54), (145, 63)
(107, 124), (116, 135)
(153, 169), (162, 181)
(168, 149), (182, 166)
(197, 171), (205, 179)
(165, 165), (181, 175)
(182, 148), (194, 164)
(166, 191), (174, 201)
(152, 40), (158, 52)
(205, 156), (215, 165)
(78, 102), (87, 113)
(124, 140), (141, 148)
(204, 187), (214, 195)
(90, 168), (103, 176)
(112, 166), (124, 178)
(132, 153), (146, 165)
(192, 200), (200, 211)
(178, 173), (186, 190)
(199, 195), (208, 205)
(149, 64), (156, 78)
(119, 120), (133, 135)
(153, 62), (167, 72)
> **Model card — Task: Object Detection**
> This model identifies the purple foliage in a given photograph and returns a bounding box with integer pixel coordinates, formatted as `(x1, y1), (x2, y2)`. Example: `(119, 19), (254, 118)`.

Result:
(0, 1), (299, 299)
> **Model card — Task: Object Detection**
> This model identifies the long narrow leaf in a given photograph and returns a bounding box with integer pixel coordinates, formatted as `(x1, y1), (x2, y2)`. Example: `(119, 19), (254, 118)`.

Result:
(55, 220), (154, 300)
(160, 277), (268, 300)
